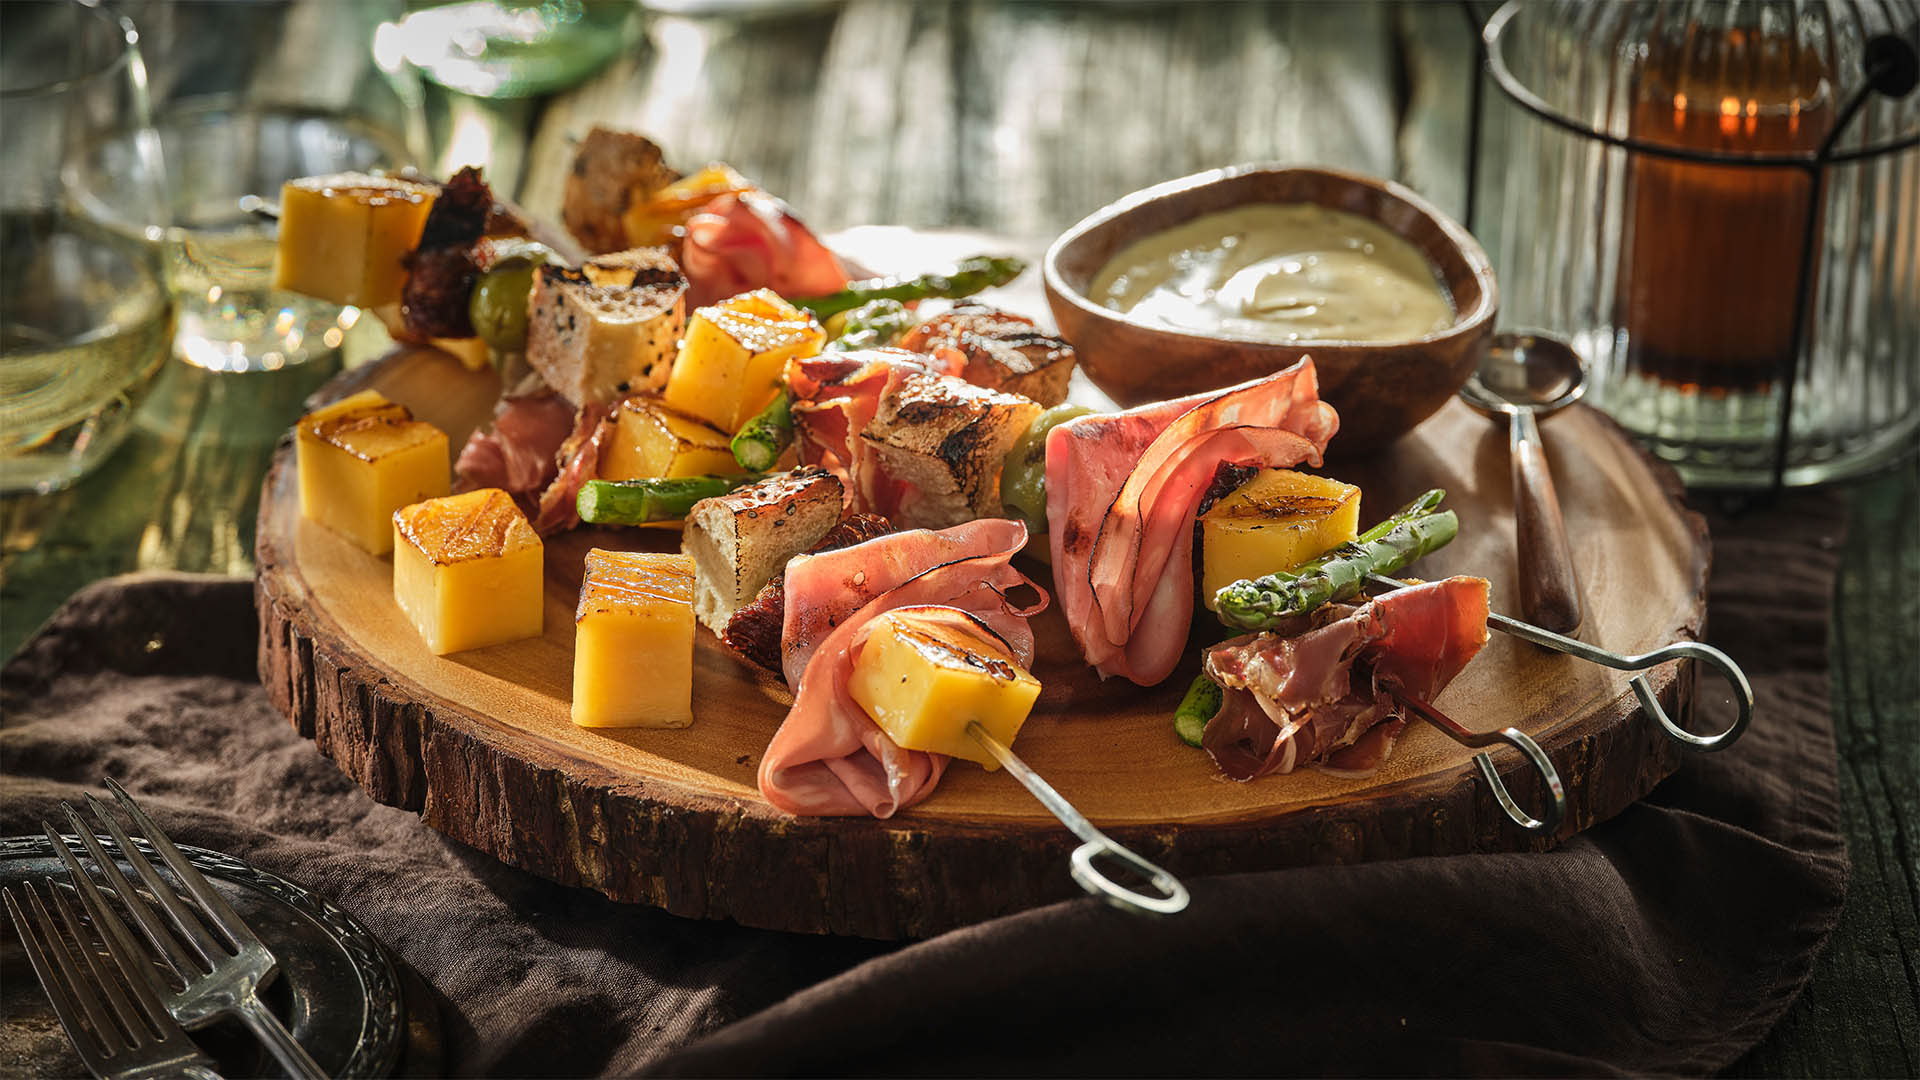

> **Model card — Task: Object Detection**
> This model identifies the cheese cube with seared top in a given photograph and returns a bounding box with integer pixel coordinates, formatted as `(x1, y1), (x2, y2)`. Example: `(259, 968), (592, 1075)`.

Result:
(272, 173), (436, 308)
(297, 390), (449, 555)
(599, 397), (743, 483)
(392, 488), (544, 654)
(681, 466), (844, 634)
(1200, 469), (1361, 611)
(572, 550), (696, 728)
(858, 373), (1041, 529)
(664, 290), (825, 433)
(526, 248), (687, 406)
(847, 606), (1041, 770)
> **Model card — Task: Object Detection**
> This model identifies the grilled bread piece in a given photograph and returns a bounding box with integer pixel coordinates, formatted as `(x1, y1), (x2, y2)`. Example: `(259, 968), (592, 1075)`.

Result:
(858, 372), (1042, 529)
(723, 512), (894, 673)
(682, 466), (845, 633)
(526, 248), (688, 406)
(563, 127), (680, 256)
(899, 301), (1077, 407)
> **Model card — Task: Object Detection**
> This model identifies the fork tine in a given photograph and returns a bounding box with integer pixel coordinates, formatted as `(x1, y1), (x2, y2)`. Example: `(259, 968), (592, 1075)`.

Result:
(45, 873), (153, 1049)
(55, 828), (201, 1049)
(105, 779), (254, 946)
(81, 795), (235, 965)
(9, 879), (126, 1060)
(56, 806), (204, 980)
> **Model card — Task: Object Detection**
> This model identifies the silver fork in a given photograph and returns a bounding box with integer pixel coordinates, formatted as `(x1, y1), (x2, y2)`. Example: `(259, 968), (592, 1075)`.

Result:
(4, 876), (223, 1080)
(49, 780), (329, 1080)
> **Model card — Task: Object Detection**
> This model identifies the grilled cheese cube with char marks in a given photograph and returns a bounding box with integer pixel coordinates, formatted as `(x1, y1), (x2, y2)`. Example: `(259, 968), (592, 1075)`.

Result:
(1199, 469), (1361, 611)
(572, 550), (696, 728)
(392, 488), (544, 654)
(855, 372), (1041, 530)
(297, 390), (449, 555)
(272, 173), (436, 309)
(599, 396), (743, 484)
(664, 290), (824, 434)
(847, 605), (1041, 771)
(899, 301), (1077, 407)
(526, 247), (688, 406)
(681, 466), (844, 634)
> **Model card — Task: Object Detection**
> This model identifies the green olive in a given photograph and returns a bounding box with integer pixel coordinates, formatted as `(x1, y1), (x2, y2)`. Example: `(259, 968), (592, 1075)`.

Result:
(1000, 403), (1093, 533)
(469, 253), (549, 353)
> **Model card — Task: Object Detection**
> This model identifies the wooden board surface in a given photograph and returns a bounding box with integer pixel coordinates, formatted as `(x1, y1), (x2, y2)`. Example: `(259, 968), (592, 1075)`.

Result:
(255, 306), (1708, 936)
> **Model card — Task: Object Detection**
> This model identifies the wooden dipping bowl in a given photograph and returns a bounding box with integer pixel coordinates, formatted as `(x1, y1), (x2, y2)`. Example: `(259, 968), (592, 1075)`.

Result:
(1044, 165), (1498, 453)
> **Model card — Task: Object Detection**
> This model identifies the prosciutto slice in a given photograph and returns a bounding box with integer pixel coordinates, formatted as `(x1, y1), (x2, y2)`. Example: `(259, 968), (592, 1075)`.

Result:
(759, 518), (1046, 818)
(681, 189), (852, 308)
(1202, 576), (1491, 781)
(454, 387), (578, 498)
(529, 402), (613, 535)
(1044, 358), (1339, 685)
(787, 348), (962, 516)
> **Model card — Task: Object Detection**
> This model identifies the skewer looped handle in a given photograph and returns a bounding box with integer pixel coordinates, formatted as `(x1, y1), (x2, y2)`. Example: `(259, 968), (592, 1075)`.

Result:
(1388, 685), (1567, 835)
(1366, 575), (1754, 752)
(968, 722), (1190, 917)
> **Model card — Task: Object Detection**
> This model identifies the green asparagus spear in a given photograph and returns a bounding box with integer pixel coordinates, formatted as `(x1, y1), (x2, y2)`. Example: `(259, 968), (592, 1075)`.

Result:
(1000, 403), (1094, 534)
(577, 475), (759, 526)
(1212, 489), (1457, 630)
(792, 255), (1027, 319)
(730, 391), (794, 472)
(1173, 675), (1224, 748)
(824, 298), (915, 352)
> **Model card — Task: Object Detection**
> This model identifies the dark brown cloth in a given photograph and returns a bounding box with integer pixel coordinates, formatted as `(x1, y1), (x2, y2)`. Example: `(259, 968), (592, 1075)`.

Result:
(0, 493), (1847, 1077)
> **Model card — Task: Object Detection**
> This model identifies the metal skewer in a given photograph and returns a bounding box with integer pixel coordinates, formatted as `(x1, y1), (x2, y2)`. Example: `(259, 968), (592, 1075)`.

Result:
(1385, 683), (1566, 834)
(967, 721), (1191, 917)
(1366, 573), (1754, 752)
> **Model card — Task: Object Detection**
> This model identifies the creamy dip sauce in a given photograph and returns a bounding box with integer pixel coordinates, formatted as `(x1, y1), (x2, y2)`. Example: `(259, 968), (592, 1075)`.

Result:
(1090, 204), (1454, 343)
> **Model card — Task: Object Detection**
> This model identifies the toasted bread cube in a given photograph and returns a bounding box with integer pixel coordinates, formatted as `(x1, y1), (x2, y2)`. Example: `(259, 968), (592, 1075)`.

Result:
(392, 489), (544, 654)
(599, 396), (742, 483)
(297, 390), (449, 555)
(663, 290), (824, 433)
(681, 467), (844, 633)
(562, 127), (680, 256)
(272, 173), (436, 308)
(572, 549), (695, 728)
(846, 606), (1040, 770)
(525, 249), (688, 406)
(1200, 469), (1361, 611)
(899, 303), (1078, 407)
(857, 373), (1041, 529)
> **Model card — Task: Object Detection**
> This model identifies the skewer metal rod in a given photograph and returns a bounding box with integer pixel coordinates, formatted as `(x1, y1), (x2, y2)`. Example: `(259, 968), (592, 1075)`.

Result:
(1365, 574), (1753, 751)
(967, 721), (1190, 917)
(1387, 684), (1566, 835)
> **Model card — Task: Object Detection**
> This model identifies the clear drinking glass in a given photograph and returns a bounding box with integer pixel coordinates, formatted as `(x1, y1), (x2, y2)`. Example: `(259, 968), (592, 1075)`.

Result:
(377, 0), (640, 100)
(0, 0), (174, 494)
(67, 0), (429, 373)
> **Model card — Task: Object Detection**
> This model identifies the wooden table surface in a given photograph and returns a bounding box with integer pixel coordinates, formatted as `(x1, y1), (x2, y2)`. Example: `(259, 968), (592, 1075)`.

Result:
(1, 3), (1912, 1074)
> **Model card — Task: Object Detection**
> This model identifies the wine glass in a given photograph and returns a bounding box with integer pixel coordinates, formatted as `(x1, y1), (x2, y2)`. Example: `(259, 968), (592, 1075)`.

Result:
(0, 0), (174, 494)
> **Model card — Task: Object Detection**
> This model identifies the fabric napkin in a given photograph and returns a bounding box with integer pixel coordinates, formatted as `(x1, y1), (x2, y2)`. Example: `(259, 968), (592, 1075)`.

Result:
(0, 491), (1846, 1076)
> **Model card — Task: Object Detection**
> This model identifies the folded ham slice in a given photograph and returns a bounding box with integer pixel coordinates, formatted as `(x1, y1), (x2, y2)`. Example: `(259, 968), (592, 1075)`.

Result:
(1202, 575), (1491, 780)
(1044, 358), (1339, 685)
(681, 189), (852, 309)
(759, 518), (1046, 818)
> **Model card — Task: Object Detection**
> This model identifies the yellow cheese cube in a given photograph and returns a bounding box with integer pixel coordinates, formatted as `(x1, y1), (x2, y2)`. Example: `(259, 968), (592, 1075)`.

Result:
(297, 390), (450, 555)
(271, 173), (436, 308)
(571, 549), (695, 728)
(391, 489), (544, 655)
(662, 290), (824, 433)
(1200, 469), (1361, 611)
(846, 606), (1041, 771)
(599, 397), (742, 482)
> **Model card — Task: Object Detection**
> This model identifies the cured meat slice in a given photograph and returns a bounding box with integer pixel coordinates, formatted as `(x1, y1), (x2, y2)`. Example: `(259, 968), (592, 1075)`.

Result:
(1044, 358), (1338, 685)
(680, 188), (851, 309)
(722, 512), (894, 673)
(759, 518), (1046, 818)
(529, 402), (613, 535)
(1202, 575), (1490, 780)
(454, 386), (578, 500)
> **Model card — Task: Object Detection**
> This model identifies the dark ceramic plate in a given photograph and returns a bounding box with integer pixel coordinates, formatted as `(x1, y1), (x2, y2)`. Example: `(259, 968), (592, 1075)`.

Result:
(0, 834), (404, 1078)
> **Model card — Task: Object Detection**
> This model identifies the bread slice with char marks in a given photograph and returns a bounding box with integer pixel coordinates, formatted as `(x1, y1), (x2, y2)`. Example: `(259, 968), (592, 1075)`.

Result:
(681, 466), (844, 633)
(859, 372), (1041, 529)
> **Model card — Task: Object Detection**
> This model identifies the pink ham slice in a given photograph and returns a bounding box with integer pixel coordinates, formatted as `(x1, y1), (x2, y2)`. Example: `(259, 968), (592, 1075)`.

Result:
(680, 189), (852, 309)
(1044, 358), (1339, 685)
(759, 518), (1046, 818)
(1202, 575), (1491, 781)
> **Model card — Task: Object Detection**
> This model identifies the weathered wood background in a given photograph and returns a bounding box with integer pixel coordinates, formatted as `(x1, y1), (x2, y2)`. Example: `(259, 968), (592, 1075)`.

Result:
(0, 2), (1911, 1072)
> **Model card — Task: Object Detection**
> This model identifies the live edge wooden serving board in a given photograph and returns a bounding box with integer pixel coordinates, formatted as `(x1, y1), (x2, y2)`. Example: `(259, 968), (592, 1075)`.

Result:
(255, 277), (1709, 941)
